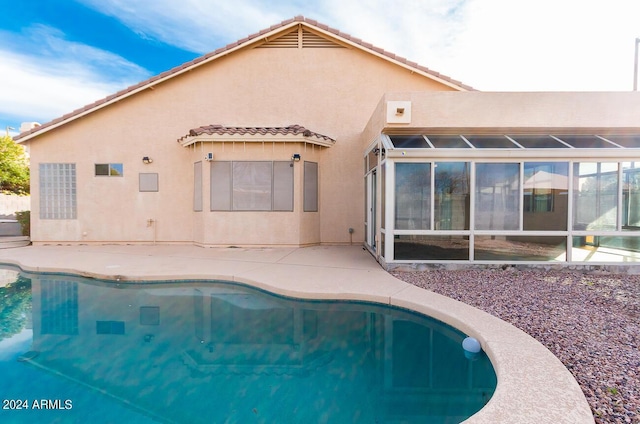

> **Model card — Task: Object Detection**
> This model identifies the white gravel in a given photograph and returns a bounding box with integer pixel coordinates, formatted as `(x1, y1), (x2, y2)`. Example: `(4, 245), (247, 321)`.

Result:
(391, 268), (640, 424)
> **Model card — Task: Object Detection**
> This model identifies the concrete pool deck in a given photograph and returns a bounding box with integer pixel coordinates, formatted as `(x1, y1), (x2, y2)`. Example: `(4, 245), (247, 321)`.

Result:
(0, 244), (593, 423)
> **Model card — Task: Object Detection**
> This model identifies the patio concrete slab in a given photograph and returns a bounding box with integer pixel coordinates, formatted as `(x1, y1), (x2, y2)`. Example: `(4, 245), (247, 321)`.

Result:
(0, 244), (593, 423)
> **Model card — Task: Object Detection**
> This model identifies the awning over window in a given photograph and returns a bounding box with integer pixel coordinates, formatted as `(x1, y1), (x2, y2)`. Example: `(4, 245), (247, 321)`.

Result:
(385, 134), (640, 149)
(178, 124), (335, 147)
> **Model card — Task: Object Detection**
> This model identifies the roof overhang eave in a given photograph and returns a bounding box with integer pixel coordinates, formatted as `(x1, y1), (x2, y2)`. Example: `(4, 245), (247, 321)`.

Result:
(179, 134), (335, 148)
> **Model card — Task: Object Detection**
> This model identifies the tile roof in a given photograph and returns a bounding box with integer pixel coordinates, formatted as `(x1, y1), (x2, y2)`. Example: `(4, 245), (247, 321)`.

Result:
(179, 124), (335, 144)
(15, 16), (473, 142)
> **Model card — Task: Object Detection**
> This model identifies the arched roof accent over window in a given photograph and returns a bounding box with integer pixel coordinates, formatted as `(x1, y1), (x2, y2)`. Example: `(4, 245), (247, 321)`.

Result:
(178, 124), (335, 148)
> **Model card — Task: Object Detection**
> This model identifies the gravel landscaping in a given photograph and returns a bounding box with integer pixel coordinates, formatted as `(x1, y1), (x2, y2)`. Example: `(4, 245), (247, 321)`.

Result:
(391, 268), (640, 424)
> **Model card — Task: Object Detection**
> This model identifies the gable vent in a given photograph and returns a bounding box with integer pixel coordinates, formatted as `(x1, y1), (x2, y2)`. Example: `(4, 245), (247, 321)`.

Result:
(257, 26), (345, 49)
(259, 29), (299, 48)
(302, 30), (343, 48)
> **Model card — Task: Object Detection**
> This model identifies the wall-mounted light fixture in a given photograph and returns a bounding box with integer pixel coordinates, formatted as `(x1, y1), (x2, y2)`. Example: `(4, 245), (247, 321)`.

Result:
(373, 147), (385, 157)
(142, 156), (153, 164)
(291, 153), (301, 162)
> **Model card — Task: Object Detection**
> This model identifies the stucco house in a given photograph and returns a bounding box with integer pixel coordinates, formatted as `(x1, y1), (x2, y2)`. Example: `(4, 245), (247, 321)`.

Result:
(14, 16), (640, 268)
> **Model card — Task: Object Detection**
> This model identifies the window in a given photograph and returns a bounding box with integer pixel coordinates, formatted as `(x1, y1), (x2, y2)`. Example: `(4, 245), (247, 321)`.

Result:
(95, 163), (123, 176)
(194, 162), (203, 212)
(304, 161), (318, 212)
(39, 163), (77, 219)
(395, 163), (431, 230)
(211, 161), (293, 211)
(623, 162), (640, 229)
(523, 164), (564, 212)
(96, 321), (125, 335)
(233, 162), (272, 210)
(524, 188), (553, 212)
(523, 162), (568, 231)
(434, 162), (470, 230)
(475, 163), (520, 230)
(573, 162), (618, 230)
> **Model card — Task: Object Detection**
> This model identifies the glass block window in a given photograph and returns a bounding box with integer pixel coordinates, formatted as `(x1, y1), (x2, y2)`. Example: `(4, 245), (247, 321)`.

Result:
(39, 163), (77, 219)
(95, 163), (123, 176)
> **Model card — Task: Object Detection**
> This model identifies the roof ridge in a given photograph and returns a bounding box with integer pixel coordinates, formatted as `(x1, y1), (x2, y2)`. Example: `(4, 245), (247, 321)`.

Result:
(15, 15), (473, 142)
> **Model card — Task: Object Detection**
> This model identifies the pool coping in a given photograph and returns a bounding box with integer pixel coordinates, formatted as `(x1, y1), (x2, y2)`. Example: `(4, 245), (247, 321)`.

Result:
(0, 244), (594, 423)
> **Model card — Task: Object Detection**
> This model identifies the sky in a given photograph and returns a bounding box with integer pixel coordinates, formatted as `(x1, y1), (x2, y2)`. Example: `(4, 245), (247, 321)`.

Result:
(1, 0), (639, 136)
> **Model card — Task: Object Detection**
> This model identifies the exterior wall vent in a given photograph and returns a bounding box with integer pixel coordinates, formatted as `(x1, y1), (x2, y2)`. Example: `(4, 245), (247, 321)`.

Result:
(302, 29), (343, 48)
(257, 26), (345, 49)
(259, 30), (299, 48)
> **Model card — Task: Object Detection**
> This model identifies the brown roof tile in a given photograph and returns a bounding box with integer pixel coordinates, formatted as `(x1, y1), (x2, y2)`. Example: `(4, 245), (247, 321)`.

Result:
(15, 16), (473, 142)
(179, 124), (335, 143)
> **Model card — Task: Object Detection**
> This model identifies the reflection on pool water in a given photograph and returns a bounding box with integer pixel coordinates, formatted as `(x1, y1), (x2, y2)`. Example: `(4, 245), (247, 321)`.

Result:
(0, 268), (496, 423)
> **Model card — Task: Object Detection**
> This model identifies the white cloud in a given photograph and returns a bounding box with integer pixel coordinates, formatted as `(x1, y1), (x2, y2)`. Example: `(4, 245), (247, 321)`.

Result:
(316, 0), (640, 91)
(445, 0), (640, 90)
(78, 0), (295, 53)
(2, 0), (639, 136)
(315, 0), (469, 82)
(0, 25), (151, 124)
(77, 0), (640, 91)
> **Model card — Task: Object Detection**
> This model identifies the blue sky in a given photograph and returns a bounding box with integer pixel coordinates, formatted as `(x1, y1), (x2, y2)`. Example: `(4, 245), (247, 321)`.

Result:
(1, 0), (639, 136)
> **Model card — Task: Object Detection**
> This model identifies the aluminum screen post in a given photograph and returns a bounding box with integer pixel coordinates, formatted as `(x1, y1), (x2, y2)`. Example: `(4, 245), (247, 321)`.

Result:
(635, 37), (640, 91)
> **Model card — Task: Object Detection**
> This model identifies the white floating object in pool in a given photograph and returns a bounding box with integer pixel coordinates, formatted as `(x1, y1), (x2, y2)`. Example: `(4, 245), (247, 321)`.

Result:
(462, 337), (481, 354)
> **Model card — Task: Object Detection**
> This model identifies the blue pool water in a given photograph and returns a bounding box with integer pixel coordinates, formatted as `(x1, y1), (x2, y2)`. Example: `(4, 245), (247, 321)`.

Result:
(0, 267), (496, 423)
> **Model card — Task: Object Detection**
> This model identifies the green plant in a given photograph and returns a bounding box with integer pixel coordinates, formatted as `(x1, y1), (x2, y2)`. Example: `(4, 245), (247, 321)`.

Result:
(15, 210), (30, 236)
(606, 387), (619, 396)
(0, 275), (32, 341)
(0, 135), (30, 195)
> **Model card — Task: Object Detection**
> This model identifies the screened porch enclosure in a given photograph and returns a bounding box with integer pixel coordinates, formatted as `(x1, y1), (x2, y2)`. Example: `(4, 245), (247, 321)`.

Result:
(367, 134), (640, 264)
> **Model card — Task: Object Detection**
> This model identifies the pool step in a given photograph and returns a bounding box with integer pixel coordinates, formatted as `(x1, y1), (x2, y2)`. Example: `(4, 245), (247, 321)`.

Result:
(0, 236), (30, 249)
(0, 219), (21, 236)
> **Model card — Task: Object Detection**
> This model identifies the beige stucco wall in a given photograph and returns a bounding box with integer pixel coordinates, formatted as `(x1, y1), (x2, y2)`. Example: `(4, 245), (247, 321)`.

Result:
(26, 36), (454, 246)
(379, 91), (640, 132)
(189, 141), (324, 246)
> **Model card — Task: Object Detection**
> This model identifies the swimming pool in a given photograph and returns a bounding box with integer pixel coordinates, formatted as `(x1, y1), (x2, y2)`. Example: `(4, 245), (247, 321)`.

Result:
(0, 267), (496, 423)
